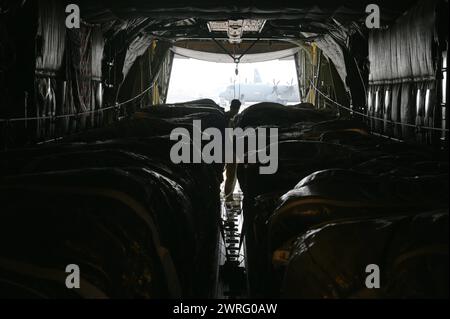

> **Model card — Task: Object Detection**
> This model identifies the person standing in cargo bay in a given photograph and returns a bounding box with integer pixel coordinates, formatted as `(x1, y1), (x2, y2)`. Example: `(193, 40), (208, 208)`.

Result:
(224, 99), (242, 206)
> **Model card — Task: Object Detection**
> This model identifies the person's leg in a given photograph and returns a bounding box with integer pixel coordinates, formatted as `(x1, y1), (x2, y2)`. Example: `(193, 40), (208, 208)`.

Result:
(224, 163), (237, 203)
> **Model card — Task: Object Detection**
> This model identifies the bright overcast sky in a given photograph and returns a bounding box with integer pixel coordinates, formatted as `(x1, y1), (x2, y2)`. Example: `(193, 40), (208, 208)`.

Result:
(166, 55), (299, 108)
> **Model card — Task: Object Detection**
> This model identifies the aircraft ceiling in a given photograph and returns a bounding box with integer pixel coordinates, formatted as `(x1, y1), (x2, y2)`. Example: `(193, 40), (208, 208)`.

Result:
(76, 0), (418, 43)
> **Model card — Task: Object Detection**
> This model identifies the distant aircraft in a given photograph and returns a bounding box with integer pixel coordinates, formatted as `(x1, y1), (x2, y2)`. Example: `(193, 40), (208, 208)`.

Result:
(219, 69), (300, 105)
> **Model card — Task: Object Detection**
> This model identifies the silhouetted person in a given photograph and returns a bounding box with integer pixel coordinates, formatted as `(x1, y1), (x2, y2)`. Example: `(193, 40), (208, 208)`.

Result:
(224, 99), (241, 206)
(226, 99), (241, 122)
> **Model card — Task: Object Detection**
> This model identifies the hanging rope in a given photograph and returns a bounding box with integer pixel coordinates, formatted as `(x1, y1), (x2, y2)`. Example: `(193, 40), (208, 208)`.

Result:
(212, 37), (261, 75)
(211, 38), (260, 102)
(212, 38), (260, 64)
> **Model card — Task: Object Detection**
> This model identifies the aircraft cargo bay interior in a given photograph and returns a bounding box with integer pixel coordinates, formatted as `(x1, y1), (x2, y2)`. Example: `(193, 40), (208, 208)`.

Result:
(0, 0), (448, 300)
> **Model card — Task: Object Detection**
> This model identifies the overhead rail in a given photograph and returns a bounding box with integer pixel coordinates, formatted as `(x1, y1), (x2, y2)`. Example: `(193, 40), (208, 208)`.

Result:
(310, 80), (449, 133)
(0, 83), (155, 124)
(1, 80), (447, 135)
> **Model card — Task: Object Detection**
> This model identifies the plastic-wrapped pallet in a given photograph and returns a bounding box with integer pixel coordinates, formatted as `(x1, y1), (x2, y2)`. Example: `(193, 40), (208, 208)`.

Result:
(281, 210), (449, 298)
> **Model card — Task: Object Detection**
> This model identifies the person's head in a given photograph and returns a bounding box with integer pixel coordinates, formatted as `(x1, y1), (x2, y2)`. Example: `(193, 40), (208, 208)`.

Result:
(230, 99), (241, 115)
